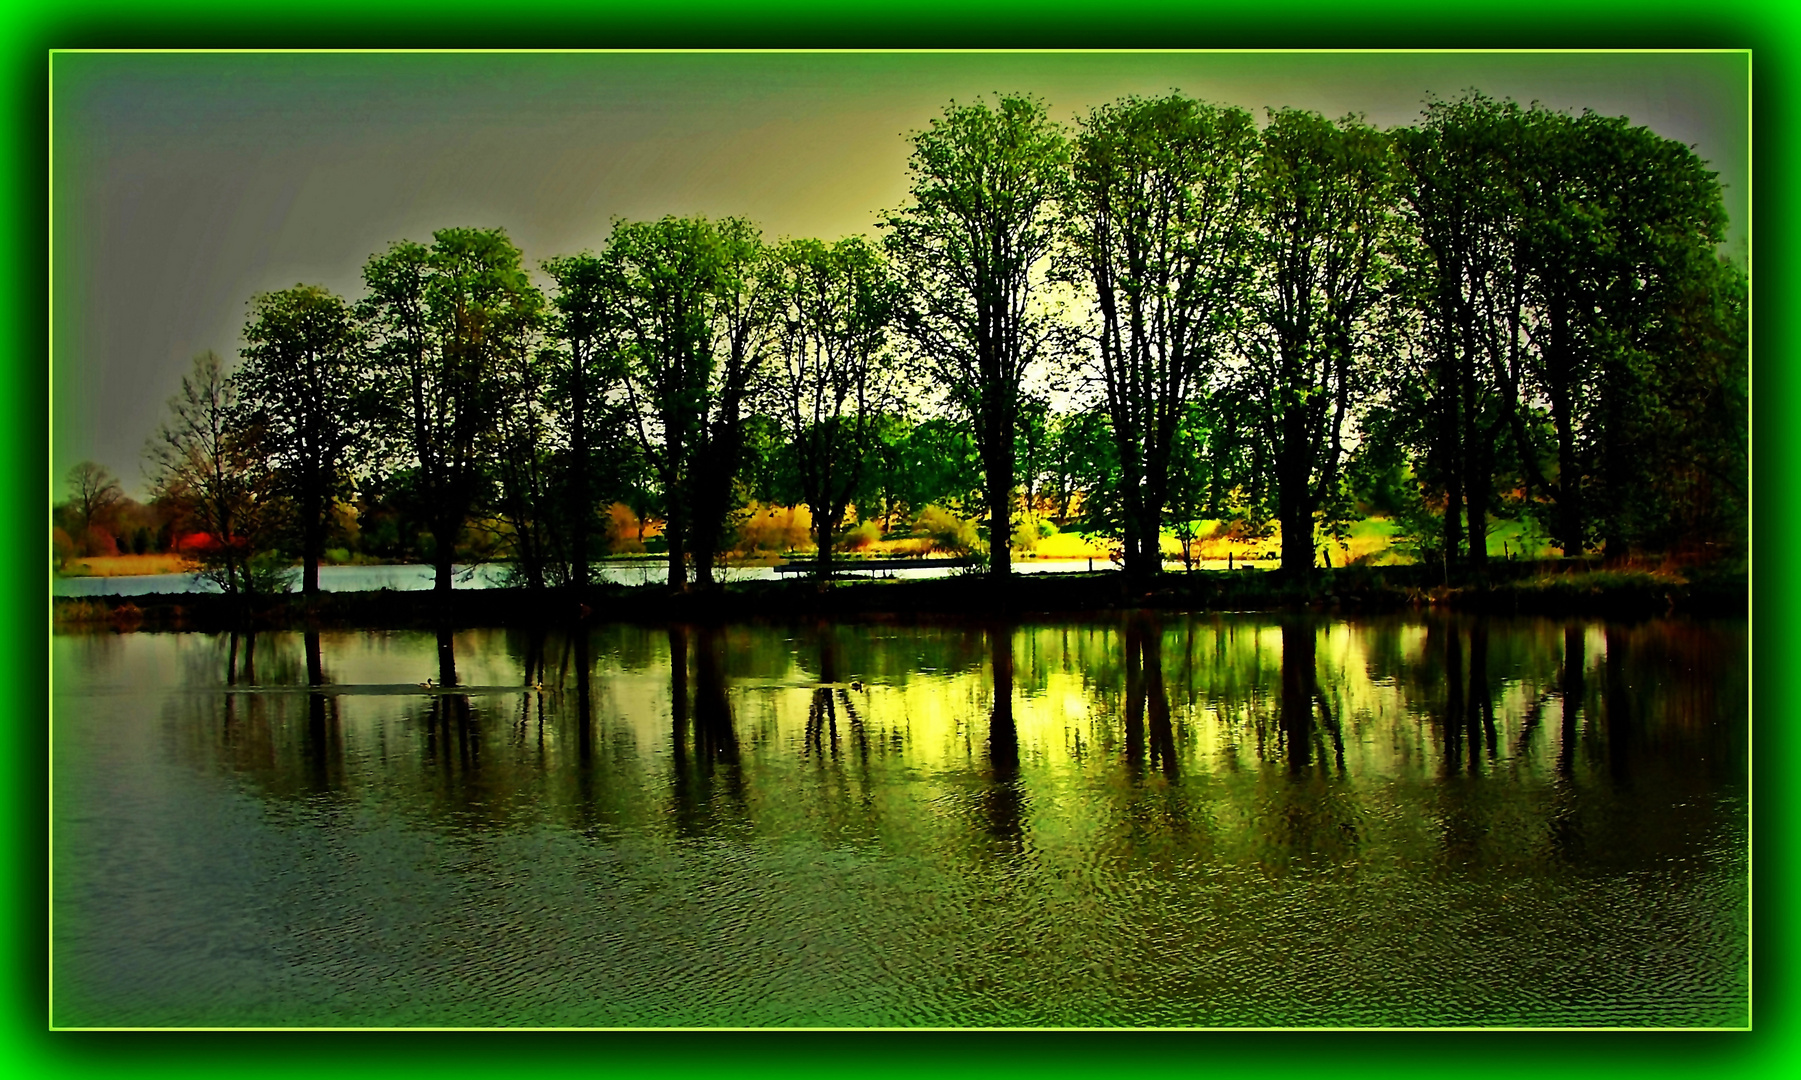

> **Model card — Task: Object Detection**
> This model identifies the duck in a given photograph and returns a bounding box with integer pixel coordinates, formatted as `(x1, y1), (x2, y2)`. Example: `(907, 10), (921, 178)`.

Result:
(418, 677), (435, 690)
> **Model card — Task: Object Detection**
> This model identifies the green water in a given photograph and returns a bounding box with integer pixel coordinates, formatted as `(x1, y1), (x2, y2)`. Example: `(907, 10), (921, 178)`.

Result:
(51, 614), (1748, 1027)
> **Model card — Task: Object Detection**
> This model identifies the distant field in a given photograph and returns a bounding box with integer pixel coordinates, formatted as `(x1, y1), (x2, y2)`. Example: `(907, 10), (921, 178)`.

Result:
(57, 554), (195, 578)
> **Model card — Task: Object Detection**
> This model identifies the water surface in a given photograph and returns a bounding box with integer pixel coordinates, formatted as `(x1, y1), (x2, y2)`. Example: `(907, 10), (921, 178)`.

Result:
(51, 615), (1747, 1027)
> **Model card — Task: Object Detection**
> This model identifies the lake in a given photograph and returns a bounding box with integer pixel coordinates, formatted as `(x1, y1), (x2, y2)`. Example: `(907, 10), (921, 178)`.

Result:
(50, 614), (1747, 1027)
(50, 557), (1243, 597)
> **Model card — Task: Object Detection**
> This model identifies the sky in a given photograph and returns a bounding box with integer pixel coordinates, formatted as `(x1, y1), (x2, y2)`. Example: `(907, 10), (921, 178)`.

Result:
(50, 50), (1749, 500)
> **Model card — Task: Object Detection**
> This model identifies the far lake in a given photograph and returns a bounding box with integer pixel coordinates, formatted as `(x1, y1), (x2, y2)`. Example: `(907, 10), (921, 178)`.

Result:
(51, 614), (1747, 1027)
(51, 557), (1248, 597)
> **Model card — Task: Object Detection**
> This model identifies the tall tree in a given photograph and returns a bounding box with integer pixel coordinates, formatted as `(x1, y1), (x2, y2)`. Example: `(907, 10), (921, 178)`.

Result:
(63, 460), (122, 555)
(883, 94), (1069, 580)
(608, 216), (726, 589)
(1245, 110), (1399, 578)
(1393, 93), (1535, 575)
(144, 351), (277, 596)
(235, 284), (364, 595)
(1574, 112), (1729, 557)
(360, 228), (543, 594)
(690, 218), (778, 588)
(541, 252), (619, 593)
(488, 339), (562, 590)
(1061, 93), (1258, 578)
(608, 216), (774, 589)
(765, 235), (903, 578)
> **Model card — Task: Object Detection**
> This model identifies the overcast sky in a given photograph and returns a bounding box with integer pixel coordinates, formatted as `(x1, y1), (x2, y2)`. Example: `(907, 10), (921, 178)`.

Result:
(51, 50), (1749, 499)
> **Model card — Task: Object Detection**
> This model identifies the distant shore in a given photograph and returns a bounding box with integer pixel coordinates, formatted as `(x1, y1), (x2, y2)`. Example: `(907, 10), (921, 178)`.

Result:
(52, 560), (1747, 632)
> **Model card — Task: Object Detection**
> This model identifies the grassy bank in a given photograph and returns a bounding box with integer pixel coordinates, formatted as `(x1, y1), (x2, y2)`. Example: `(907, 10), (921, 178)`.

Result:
(55, 553), (197, 578)
(51, 558), (1745, 632)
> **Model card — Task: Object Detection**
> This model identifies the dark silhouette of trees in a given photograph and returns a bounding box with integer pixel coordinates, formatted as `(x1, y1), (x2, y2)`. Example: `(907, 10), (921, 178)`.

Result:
(690, 219), (778, 588)
(235, 284), (365, 595)
(1385, 95), (1738, 563)
(360, 228), (543, 594)
(884, 95), (1069, 580)
(105, 88), (1743, 590)
(541, 253), (618, 593)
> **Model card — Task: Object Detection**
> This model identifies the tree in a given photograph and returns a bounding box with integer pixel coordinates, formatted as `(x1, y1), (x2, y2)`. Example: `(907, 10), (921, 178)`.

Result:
(765, 235), (903, 577)
(1392, 93), (1538, 575)
(487, 340), (562, 591)
(690, 218), (779, 587)
(144, 351), (280, 596)
(541, 252), (621, 592)
(234, 284), (364, 595)
(64, 460), (122, 556)
(1572, 112), (1730, 557)
(1061, 93), (1259, 578)
(883, 94), (1070, 580)
(1245, 110), (1400, 578)
(608, 216), (775, 589)
(360, 228), (544, 594)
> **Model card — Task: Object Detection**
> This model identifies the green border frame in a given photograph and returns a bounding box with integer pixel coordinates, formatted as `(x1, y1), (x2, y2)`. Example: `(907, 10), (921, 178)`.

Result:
(15, 2), (1790, 1074)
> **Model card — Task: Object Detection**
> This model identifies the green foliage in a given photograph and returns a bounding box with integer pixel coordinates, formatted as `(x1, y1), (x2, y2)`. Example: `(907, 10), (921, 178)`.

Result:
(114, 87), (1744, 592)
(360, 228), (543, 589)
(765, 234), (903, 570)
(1061, 93), (1259, 576)
(1247, 108), (1403, 575)
(883, 94), (1069, 576)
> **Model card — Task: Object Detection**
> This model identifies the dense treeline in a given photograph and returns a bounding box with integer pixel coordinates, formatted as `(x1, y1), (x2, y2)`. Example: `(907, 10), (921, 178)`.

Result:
(57, 90), (1745, 595)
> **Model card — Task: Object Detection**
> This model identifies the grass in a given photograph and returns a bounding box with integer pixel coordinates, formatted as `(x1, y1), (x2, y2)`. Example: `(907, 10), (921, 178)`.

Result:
(56, 553), (196, 578)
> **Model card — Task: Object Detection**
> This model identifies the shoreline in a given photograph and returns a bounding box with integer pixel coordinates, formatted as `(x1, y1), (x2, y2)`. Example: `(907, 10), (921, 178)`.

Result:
(52, 561), (1747, 632)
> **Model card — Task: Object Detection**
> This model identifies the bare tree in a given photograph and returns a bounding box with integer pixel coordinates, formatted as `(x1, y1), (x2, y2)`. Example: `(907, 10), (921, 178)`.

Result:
(144, 351), (281, 595)
(63, 460), (123, 555)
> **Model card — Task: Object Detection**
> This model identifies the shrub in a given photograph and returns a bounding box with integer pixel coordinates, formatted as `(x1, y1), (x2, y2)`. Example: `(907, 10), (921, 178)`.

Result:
(82, 526), (119, 558)
(244, 551), (298, 595)
(837, 520), (882, 552)
(1011, 513), (1044, 554)
(606, 503), (647, 554)
(734, 502), (814, 553)
(915, 505), (982, 557)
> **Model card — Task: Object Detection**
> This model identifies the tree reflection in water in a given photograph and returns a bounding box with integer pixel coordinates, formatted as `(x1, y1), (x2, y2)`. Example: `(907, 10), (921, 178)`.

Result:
(66, 613), (1743, 1026)
(980, 622), (1026, 854)
(669, 624), (746, 837)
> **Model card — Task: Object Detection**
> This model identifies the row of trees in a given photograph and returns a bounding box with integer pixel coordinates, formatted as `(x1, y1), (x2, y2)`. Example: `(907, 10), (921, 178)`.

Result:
(127, 88), (1744, 595)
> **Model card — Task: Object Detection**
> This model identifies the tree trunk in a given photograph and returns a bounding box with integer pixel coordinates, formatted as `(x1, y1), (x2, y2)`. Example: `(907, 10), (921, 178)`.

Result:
(813, 505), (839, 580)
(571, 352), (589, 594)
(301, 490), (323, 597)
(665, 512), (686, 589)
(433, 519), (456, 595)
(1460, 300), (1488, 579)
(1437, 325), (1465, 576)
(1547, 297), (1584, 557)
(1277, 405), (1314, 579)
